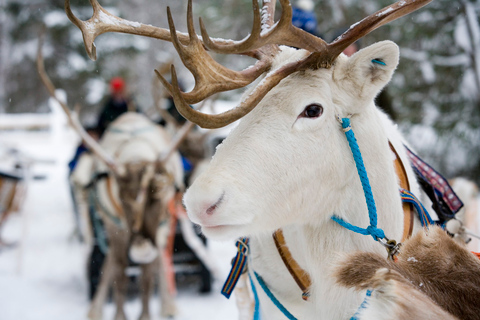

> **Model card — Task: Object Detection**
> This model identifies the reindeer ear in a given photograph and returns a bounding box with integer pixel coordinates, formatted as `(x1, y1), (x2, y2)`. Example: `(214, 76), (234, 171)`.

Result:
(346, 41), (399, 102)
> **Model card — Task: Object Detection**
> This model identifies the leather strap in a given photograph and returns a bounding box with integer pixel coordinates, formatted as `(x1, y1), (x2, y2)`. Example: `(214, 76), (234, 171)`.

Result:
(273, 229), (312, 300)
(388, 142), (414, 241)
(106, 175), (126, 220)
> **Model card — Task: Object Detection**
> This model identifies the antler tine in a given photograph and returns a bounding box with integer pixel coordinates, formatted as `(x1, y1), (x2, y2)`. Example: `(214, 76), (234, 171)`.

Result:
(65, 0), (192, 60)
(199, 0), (328, 55)
(199, 0), (262, 55)
(323, 0), (434, 67)
(168, 50), (311, 129)
(154, 1), (271, 105)
(36, 32), (118, 173)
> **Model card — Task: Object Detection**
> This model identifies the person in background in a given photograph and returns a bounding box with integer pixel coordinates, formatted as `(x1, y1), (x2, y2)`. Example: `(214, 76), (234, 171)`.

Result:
(97, 77), (136, 136)
(292, 0), (318, 36)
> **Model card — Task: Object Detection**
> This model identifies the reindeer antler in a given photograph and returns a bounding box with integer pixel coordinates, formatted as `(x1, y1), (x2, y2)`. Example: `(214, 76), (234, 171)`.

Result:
(200, 0), (327, 54)
(68, 0), (433, 129)
(154, 1), (272, 105)
(36, 32), (118, 173)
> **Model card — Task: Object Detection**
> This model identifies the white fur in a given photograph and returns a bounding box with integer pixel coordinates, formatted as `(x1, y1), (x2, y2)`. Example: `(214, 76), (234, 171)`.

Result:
(449, 177), (479, 250)
(129, 237), (158, 264)
(184, 42), (430, 319)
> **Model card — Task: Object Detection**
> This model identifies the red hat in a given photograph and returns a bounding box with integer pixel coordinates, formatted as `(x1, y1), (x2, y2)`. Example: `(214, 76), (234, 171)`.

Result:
(110, 77), (125, 93)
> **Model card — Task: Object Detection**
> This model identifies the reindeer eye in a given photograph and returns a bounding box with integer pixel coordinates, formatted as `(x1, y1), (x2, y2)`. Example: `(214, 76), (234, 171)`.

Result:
(300, 104), (323, 118)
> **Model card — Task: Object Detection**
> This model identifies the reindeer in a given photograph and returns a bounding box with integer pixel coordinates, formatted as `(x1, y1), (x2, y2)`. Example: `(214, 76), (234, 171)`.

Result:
(37, 39), (184, 320)
(334, 226), (480, 320)
(448, 177), (480, 250)
(64, 0), (438, 318)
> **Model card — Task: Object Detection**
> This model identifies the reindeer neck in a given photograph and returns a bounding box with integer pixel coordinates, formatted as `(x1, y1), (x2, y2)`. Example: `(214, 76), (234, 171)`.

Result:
(301, 108), (404, 284)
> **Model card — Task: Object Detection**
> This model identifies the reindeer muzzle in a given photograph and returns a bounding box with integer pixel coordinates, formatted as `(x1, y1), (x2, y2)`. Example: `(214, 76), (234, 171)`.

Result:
(129, 234), (158, 264)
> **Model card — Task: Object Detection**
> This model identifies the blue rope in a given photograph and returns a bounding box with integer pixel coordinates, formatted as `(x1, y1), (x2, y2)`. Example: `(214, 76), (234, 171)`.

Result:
(400, 189), (434, 227)
(371, 59), (386, 66)
(331, 117), (385, 241)
(350, 290), (372, 320)
(253, 271), (298, 320)
(249, 273), (261, 320)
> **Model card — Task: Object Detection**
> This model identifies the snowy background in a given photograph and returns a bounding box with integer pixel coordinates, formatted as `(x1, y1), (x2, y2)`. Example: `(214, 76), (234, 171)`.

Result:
(0, 114), (239, 319)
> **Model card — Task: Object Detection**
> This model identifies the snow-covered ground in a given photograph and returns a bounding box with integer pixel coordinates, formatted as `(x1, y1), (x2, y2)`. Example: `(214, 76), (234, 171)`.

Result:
(0, 122), (239, 320)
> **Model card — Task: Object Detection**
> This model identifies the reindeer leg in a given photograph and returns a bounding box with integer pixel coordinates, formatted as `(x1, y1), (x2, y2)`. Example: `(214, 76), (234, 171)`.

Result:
(156, 216), (178, 319)
(112, 256), (128, 320)
(88, 251), (114, 320)
(158, 250), (177, 318)
(235, 273), (255, 320)
(138, 262), (154, 320)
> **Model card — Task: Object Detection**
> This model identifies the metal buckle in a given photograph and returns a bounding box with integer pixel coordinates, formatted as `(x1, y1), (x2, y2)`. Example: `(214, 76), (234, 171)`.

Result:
(378, 237), (401, 260)
(236, 238), (249, 255)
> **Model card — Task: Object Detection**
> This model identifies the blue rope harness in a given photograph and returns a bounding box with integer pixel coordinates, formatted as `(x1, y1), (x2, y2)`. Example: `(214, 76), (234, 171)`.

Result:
(249, 273), (261, 320)
(252, 271), (299, 320)
(331, 117), (386, 241)
(350, 290), (373, 320)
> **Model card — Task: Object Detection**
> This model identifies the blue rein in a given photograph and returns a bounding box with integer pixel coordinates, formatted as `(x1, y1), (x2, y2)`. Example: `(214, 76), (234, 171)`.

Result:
(331, 117), (386, 242)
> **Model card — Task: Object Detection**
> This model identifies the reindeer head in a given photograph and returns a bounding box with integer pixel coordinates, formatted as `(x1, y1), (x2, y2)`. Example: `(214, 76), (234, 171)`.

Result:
(184, 43), (401, 239)
(113, 161), (174, 233)
(62, 0), (433, 240)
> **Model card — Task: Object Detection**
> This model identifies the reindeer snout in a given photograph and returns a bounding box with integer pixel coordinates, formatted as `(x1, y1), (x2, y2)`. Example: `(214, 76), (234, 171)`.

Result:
(206, 192), (225, 215)
(184, 185), (226, 224)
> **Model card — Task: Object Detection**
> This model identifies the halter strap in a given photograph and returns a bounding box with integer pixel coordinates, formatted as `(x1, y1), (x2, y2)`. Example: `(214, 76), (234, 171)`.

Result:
(221, 238), (249, 299)
(273, 229), (311, 300)
(331, 117), (386, 241)
(388, 142), (414, 241)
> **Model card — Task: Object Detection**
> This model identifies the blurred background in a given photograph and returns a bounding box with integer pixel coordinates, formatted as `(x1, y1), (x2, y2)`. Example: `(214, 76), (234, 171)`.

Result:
(0, 0), (479, 319)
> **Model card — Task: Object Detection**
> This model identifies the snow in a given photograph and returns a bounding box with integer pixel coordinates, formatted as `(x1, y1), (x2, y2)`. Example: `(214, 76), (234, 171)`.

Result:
(44, 11), (70, 28)
(455, 16), (472, 52)
(98, 10), (142, 28)
(460, 69), (479, 100)
(0, 115), (239, 320)
(376, 7), (394, 17)
(407, 257), (418, 263)
(85, 78), (107, 105)
(10, 39), (38, 65)
(68, 53), (89, 72)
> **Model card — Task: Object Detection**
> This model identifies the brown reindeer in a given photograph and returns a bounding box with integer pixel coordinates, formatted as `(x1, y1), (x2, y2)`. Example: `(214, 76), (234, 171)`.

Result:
(334, 226), (480, 320)
(37, 37), (185, 320)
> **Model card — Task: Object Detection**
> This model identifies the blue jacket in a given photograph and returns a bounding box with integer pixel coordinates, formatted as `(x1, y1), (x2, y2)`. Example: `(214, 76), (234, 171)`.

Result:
(292, 7), (317, 35)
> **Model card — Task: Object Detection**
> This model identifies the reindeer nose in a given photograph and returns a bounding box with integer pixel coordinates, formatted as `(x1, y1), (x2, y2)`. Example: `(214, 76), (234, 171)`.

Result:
(184, 186), (225, 223)
(205, 192), (225, 215)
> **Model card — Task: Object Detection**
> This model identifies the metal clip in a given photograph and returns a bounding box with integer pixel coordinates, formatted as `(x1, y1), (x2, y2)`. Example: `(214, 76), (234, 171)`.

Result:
(378, 237), (401, 260)
(236, 238), (249, 255)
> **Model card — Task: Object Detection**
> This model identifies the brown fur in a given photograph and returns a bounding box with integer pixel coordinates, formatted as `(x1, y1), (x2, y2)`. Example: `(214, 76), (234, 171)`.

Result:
(178, 130), (208, 167)
(88, 163), (175, 320)
(334, 226), (480, 320)
(363, 268), (458, 319)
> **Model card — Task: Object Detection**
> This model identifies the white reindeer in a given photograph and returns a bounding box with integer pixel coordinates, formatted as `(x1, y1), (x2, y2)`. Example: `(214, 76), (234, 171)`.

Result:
(64, 0), (436, 319)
